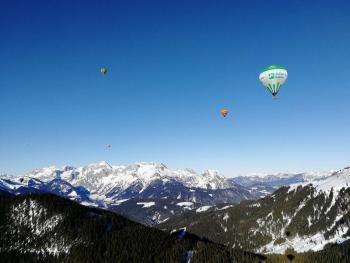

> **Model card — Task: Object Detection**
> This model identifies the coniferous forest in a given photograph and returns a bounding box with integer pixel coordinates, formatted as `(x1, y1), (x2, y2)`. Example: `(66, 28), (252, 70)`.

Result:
(0, 191), (349, 263)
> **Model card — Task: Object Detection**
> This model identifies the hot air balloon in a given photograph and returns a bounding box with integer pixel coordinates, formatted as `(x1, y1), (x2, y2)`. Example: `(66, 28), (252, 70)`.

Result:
(106, 144), (112, 148)
(100, 67), (107, 75)
(259, 65), (288, 97)
(220, 108), (229, 117)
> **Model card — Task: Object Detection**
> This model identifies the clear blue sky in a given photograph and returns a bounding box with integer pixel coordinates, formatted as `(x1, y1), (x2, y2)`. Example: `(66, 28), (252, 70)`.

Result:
(1, 0), (350, 176)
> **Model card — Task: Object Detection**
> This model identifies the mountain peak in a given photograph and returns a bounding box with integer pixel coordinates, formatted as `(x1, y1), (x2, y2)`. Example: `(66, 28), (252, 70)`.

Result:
(202, 169), (221, 176)
(97, 161), (112, 167)
(335, 166), (350, 175)
(62, 165), (75, 172)
(82, 161), (114, 172)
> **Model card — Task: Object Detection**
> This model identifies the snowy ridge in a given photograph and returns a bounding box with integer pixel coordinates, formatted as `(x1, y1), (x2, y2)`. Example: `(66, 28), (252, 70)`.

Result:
(23, 161), (232, 194)
(252, 169), (350, 253)
(288, 167), (350, 195)
(1, 161), (261, 225)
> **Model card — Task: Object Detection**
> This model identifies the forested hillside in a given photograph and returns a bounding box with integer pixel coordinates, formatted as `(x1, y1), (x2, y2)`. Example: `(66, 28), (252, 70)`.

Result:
(0, 193), (265, 263)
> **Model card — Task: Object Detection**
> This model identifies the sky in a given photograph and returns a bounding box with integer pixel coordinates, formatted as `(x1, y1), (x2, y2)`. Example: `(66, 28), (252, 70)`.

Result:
(1, 0), (350, 176)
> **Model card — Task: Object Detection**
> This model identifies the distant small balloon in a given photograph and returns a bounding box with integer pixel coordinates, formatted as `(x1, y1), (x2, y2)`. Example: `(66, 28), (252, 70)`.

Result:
(100, 67), (107, 75)
(220, 108), (229, 118)
(106, 144), (112, 148)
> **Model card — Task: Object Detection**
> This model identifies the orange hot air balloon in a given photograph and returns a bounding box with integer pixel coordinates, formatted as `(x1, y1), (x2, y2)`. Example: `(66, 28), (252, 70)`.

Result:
(220, 108), (229, 117)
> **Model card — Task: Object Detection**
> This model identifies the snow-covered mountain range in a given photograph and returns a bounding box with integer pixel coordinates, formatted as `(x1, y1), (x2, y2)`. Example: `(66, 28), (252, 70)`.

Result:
(23, 162), (233, 190)
(0, 161), (335, 225)
(0, 162), (270, 224)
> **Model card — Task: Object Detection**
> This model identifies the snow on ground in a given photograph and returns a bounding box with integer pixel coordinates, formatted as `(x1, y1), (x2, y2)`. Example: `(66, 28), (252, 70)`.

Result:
(5, 199), (72, 255)
(307, 216), (312, 227)
(177, 202), (194, 210)
(80, 201), (99, 207)
(323, 193), (336, 215)
(196, 206), (212, 213)
(261, 223), (350, 254)
(313, 169), (350, 194)
(259, 190), (271, 195)
(176, 202), (194, 207)
(136, 201), (155, 208)
(288, 168), (350, 196)
(223, 213), (229, 222)
(258, 174), (350, 255)
(158, 217), (170, 223)
(219, 222), (227, 233)
(10, 199), (63, 236)
(67, 191), (78, 197)
(217, 205), (234, 210)
(113, 199), (129, 205)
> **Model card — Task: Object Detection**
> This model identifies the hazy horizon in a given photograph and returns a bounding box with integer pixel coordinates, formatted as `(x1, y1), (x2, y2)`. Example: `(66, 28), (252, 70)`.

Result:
(1, 159), (342, 179)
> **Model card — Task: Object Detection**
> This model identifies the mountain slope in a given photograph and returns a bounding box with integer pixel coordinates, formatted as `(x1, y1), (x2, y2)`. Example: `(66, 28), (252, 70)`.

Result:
(159, 167), (350, 254)
(0, 193), (266, 263)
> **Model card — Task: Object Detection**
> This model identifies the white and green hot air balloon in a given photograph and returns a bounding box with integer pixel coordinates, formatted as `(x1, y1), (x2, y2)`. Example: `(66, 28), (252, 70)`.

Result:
(259, 65), (288, 97)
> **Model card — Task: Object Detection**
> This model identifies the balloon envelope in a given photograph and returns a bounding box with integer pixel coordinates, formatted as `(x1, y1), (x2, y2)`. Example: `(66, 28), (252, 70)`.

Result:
(259, 65), (287, 96)
(100, 68), (107, 75)
(220, 108), (229, 117)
